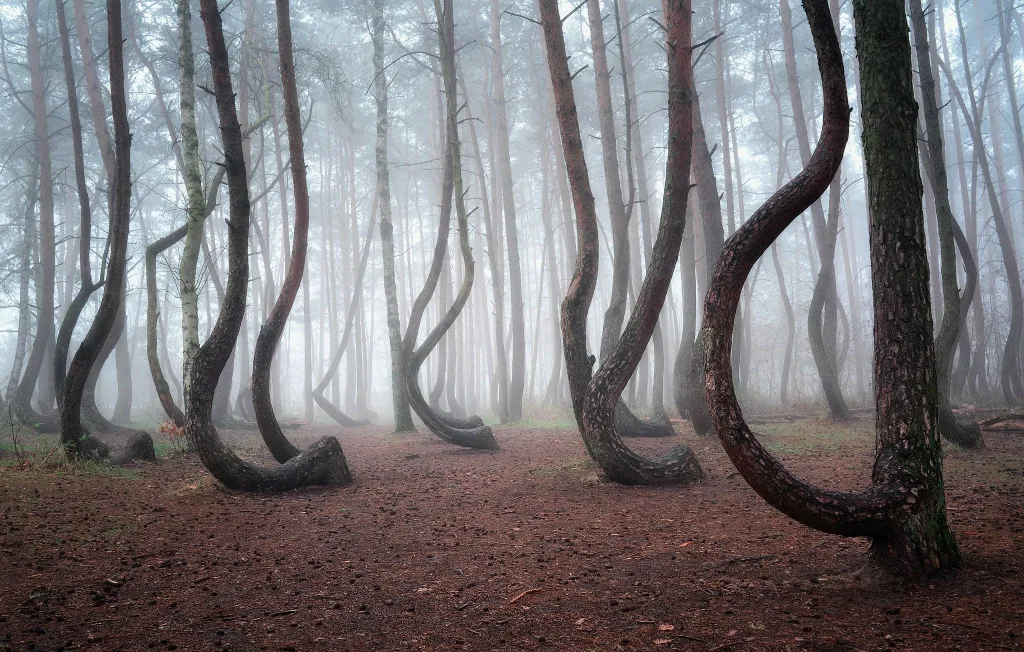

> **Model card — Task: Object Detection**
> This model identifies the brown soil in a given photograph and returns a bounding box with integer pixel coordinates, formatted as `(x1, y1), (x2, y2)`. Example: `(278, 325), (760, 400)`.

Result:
(1, 419), (1022, 651)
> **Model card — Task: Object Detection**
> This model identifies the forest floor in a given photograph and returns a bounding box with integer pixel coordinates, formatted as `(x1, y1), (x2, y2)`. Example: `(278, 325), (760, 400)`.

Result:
(1, 416), (1022, 651)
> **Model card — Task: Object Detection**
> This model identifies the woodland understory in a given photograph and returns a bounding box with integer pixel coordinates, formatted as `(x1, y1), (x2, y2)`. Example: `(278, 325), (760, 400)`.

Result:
(0, 0), (1023, 637)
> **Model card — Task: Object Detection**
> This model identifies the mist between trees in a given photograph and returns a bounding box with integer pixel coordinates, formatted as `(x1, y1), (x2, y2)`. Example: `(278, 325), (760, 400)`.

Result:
(0, 0), (1021, 577)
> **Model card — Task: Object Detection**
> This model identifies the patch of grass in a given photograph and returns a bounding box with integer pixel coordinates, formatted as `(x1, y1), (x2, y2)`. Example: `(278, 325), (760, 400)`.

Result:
(73, 459), (141, 479)
(153, 441), (189, 460)
(102, 518), (138, 540)
(495, 419), (579, 430)
(755, 420), (868, 455)
(529, 457), (597, 477)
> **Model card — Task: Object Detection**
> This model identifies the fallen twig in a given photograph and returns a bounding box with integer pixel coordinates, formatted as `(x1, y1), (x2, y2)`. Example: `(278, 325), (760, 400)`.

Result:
(508, 588), (542, 605)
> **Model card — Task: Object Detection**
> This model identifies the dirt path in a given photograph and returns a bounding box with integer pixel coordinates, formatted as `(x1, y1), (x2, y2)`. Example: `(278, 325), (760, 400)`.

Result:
(1, 420), (1022, 650)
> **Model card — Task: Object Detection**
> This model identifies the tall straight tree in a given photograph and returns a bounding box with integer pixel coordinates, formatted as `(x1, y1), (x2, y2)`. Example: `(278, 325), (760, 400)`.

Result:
(373, 0), (415, 432)
(12, 0), (56, 429)
(540, 0), (702, 484)
(908, 0), (982, 447)
(488, 0), (525, 423)
(702, 0), (959, 577)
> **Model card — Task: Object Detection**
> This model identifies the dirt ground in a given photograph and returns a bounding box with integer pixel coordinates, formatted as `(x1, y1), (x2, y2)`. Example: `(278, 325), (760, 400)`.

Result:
(1, 417), (1022, 651)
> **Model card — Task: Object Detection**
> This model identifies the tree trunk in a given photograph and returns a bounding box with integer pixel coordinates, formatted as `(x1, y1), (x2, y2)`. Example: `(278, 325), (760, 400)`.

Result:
(616, 0), (667, 417)
(460, 76), (509, 421)
(184, 0), (350, 491)
(60, 0), (134, 458)
(684, 97), (726, 436)
(780, 0), (847, 418)
(703, 0), (959, 578)
(401, 0), (498, 451)
(673, 204), (697, 418)
(909, 0), (982, 447)
(53, 0), (102, 417)
(249, 0), (323, 462)
(540, 0), (702, 484)
(313, 205), (377, 427)
(939, 5), (1023, 406)
(13, 0), (57, 432)
(146, 225), (187, 426)
(488, 0), (526, 423)
(373, 0), (415, 433)
(807, 172), (850, 419)
(6, 163), (38, 406)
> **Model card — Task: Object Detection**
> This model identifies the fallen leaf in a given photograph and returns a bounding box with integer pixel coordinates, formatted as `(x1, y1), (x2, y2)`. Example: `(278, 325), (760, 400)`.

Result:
(575, 617), (585, 625)
(659, 624), (675, 631)
(654, 639), (671, 645)
(680, 541), (693, 548)
(727, 629), (738, 637)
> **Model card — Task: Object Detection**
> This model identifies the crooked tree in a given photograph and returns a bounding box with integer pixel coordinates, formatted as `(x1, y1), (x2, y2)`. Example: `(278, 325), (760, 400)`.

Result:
(60, 0), (133, 458)
(540, 0), (702, 485)
(184, 0), (350, 492)
(702, 0), (960, 577)
(398, 0), (498, 451)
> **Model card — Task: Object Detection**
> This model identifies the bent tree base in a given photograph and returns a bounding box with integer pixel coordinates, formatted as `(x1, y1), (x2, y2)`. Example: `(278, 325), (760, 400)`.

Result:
(188, 0), (352, 493)
(540, 0), (701, 485)
(615, 401), (675, 438)
(702, 0), (959, 579)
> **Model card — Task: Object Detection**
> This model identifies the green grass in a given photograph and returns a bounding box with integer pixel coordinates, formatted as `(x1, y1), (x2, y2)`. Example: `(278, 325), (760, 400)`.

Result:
(528, 457), (597, 477)
(755, 419), (869, 455)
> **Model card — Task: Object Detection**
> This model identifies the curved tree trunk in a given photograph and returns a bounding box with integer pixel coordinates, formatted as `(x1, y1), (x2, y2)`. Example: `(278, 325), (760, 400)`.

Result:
(459, 76), (509, 420)
(60, 0), (133, 459)
(313, 205), (377, 428)
(950, 222), (978, 401)
(938, 12), (1022, 407)
(780, 0), (846, 418)
(401, 0), (497, 451)
(909, 0), (981, 447)
(251, 0), (325, 463)
(184, 0), (350, 492)
(540, 0), (702, 485)
(703, 0), (959, 577)
(807, 173), (850, 419)
(146, 225), (188, 427)
(53, 0), (103, 416)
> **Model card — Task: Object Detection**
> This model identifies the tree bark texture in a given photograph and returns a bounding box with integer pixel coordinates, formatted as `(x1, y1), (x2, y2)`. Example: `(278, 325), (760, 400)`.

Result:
(540, 0), (701, 485)
(373, 0), (416, 432)
(60, 0), (132, 458)
(185, 0), (351, 491)
(703, 0), (960, 577)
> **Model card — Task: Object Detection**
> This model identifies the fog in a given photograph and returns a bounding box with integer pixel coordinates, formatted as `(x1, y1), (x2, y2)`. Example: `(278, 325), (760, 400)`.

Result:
(0, 0), (1018, 440)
